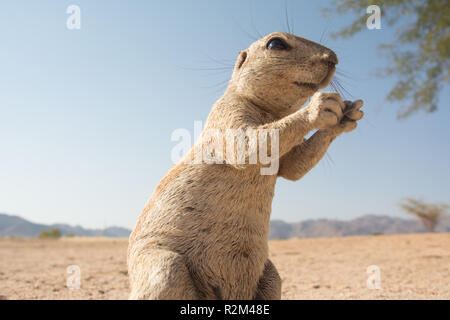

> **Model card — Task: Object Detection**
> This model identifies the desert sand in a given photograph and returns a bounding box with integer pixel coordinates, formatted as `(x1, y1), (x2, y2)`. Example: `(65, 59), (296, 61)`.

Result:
(0, 233), (448, 300)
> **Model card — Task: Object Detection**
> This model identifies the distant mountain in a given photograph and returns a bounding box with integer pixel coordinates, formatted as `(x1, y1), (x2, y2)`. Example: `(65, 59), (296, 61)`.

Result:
(1, 213), (449, 239)
(269, 214), (450, 240)
(0, 213), (131, 238)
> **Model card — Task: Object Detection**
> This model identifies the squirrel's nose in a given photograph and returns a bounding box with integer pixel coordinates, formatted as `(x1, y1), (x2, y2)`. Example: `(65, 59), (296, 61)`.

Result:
(322, 51), (338, 65)
(310, 50), (338, 66)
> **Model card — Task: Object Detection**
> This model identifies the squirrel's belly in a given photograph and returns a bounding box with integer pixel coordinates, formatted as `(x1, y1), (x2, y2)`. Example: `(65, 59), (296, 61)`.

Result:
(129, 163), (277, 298)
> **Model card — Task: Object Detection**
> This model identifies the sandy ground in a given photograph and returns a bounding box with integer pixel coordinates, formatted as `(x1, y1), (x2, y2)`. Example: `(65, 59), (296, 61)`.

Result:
(0, 233), (448, 300)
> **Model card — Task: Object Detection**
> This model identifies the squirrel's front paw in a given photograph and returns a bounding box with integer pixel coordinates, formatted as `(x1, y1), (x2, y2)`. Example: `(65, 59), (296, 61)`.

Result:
(306, 92), (345, 130)
(337, 100), (364, 133)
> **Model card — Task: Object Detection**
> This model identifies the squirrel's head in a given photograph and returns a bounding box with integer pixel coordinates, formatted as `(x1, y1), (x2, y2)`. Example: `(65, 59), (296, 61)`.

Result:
(231, 32), (337, 117)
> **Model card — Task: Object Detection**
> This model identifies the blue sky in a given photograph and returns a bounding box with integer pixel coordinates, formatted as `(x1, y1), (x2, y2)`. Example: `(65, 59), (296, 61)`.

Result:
(0, 1), (449, 229)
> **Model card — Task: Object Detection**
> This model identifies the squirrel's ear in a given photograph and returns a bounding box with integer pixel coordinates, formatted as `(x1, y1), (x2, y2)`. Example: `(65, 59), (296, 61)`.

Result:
(235, 50), (248, 70)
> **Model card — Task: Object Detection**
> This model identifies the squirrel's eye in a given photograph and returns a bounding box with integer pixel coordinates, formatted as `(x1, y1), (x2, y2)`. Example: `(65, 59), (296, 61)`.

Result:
(266, 38), (289, 50)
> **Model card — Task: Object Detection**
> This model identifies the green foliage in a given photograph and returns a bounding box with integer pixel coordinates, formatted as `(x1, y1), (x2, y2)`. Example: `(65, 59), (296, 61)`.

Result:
(38, 228), (62, 239)
(400, 198), (448, 232)
(323, 0), (450, 118)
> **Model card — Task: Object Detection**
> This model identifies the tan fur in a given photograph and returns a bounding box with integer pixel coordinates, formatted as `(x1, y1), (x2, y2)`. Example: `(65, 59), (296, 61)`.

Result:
(128, 32), (364, 300)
